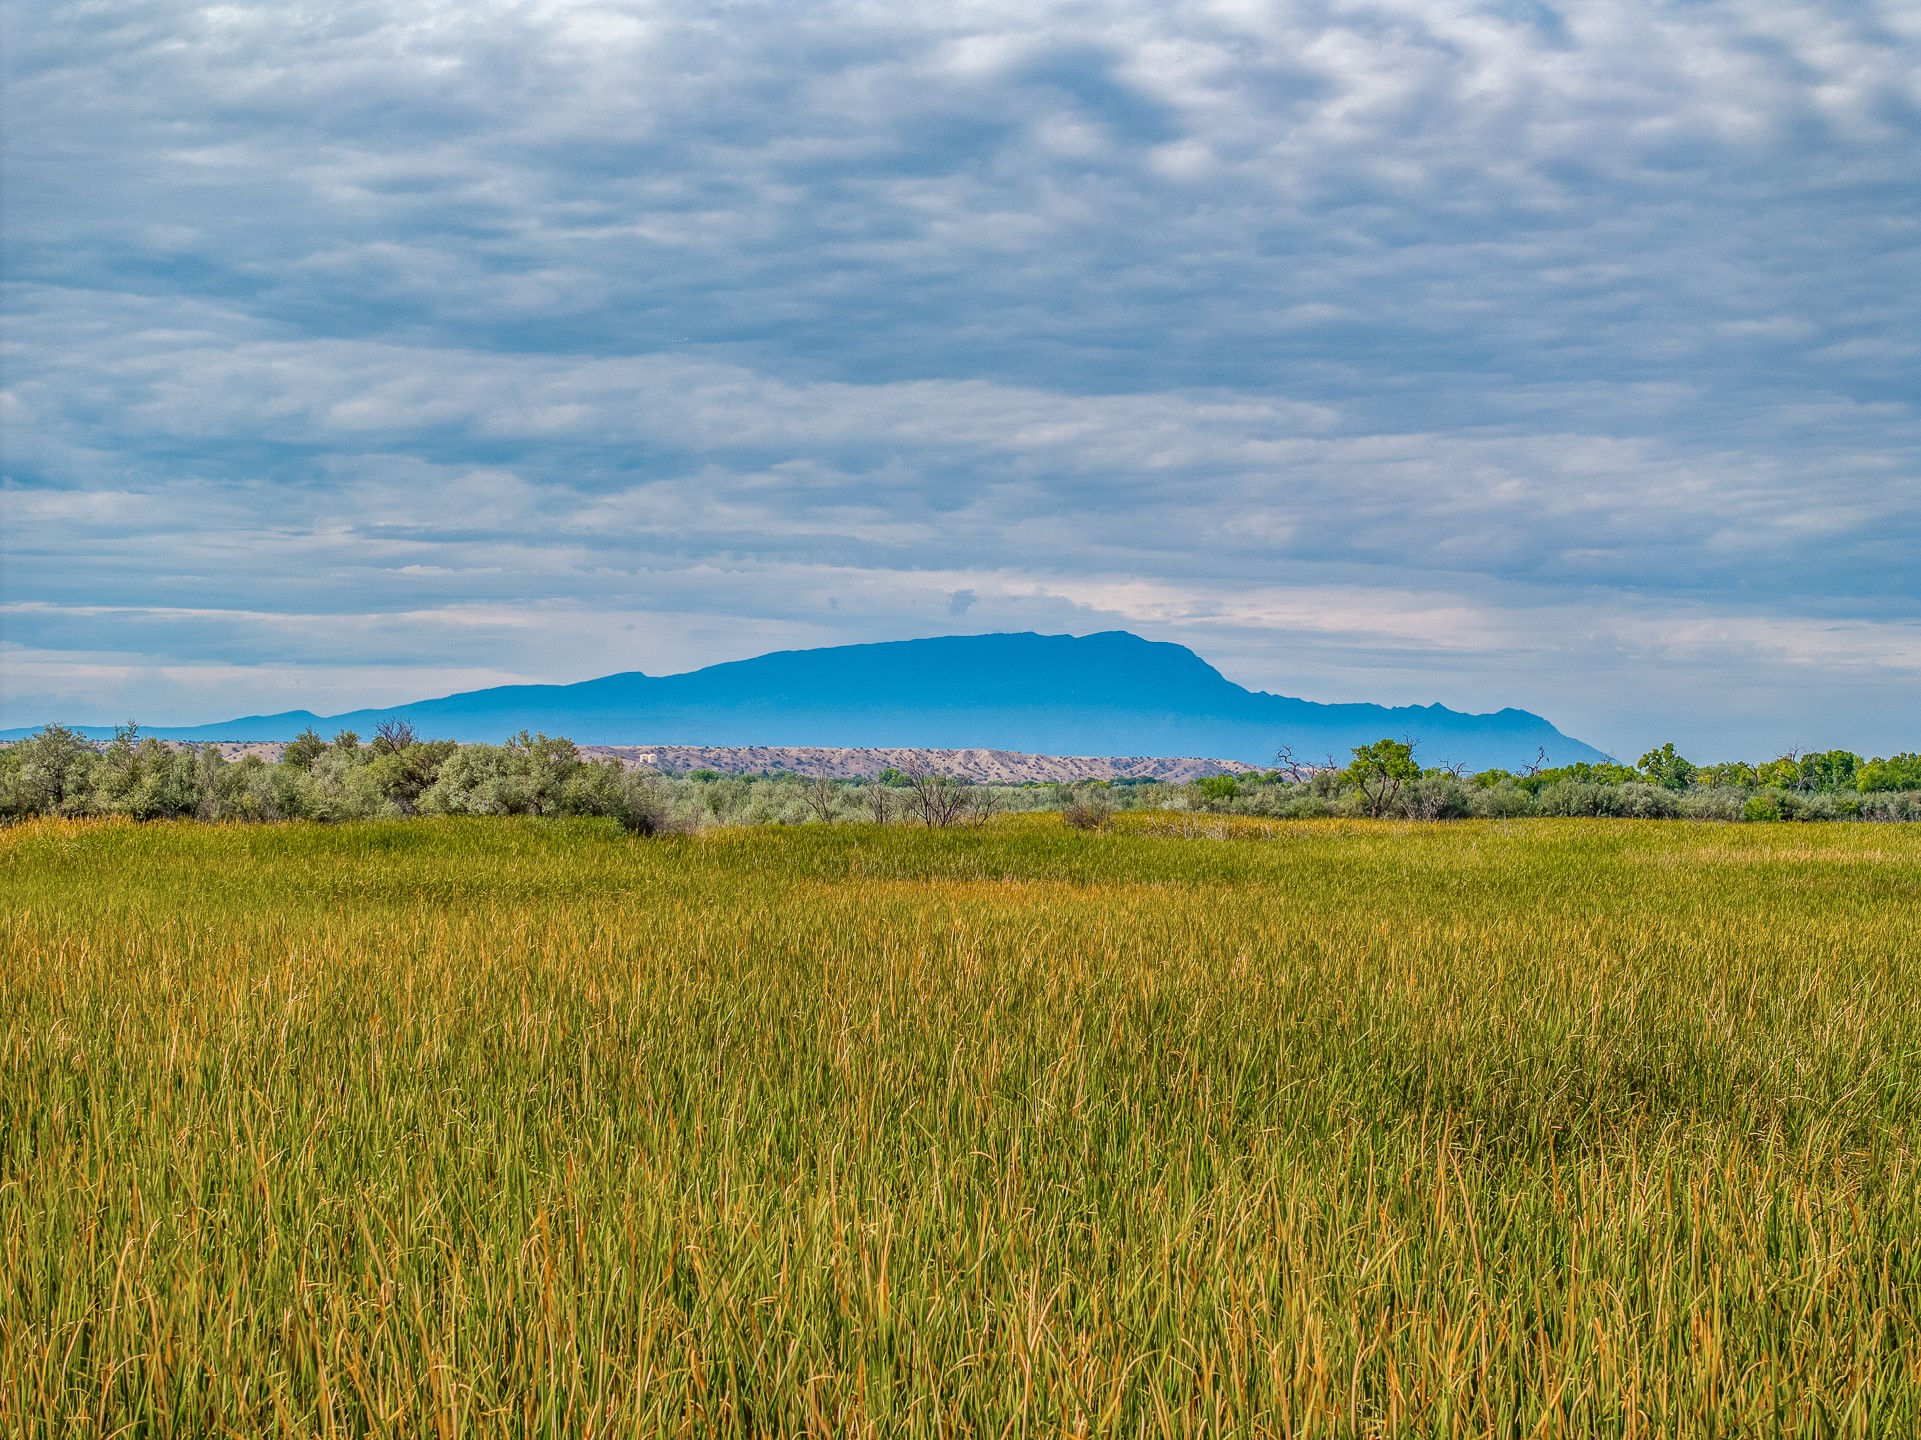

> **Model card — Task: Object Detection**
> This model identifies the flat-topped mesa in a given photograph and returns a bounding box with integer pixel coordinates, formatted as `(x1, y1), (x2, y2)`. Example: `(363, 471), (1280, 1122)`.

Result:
(4, 630), (1605, 771)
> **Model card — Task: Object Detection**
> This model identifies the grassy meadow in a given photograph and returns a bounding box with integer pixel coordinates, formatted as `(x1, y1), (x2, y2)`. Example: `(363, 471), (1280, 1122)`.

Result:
(3, 814), (1919, 1436)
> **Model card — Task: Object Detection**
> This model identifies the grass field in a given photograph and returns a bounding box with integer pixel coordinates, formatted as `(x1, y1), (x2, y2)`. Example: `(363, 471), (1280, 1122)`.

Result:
(4, 815), (1919, 1436)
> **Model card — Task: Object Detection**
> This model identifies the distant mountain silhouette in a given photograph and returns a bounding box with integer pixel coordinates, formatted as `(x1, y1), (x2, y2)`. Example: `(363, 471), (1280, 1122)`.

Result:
(7, 631), (1605, 769)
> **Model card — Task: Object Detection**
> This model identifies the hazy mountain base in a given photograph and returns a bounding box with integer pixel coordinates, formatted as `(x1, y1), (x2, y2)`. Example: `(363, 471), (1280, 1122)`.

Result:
(586, 745), (1258, 782)
(117, 742), (1255, 784)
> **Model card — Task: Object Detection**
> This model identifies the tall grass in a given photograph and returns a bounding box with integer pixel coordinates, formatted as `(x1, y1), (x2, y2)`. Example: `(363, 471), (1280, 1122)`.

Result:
(3, 816), (1918, 1435)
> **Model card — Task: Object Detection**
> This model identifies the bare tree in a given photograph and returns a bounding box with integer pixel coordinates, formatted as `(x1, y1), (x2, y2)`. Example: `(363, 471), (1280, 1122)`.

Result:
(803, 774), (838, 823)
(1273, 743), (1322, 784)
(373, 719), (418, 754)
(856, 779), (895, 823)
(901, 760), (970, 827)
(1522, 747), (1548, 779)
(962, 783), (1000, 827)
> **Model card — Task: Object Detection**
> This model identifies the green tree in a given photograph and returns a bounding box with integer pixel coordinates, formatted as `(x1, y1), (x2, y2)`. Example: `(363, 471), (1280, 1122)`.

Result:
(502, 731), (582, 816)
(1637, 742), (1696, 791)
(1698, 760), (1759, 790)
(367, 739), (456, 815)
(283, 727), (327, 771)
(1510, 761), (1638, 797)
(1794, 750), (1859, 793)
(1194, 774), (1240, 808)
(1857, 753), (1921, 793)
(0, 724), (99, 817)
(1343, 739), (1420, 818)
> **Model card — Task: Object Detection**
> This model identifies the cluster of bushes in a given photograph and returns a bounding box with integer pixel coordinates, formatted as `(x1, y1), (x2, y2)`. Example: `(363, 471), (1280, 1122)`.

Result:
(5, 725), (1916, 829)
(0, 725), (1033, 831)
(0, 724), (673, 833)
(1151, 739), (1921, 823)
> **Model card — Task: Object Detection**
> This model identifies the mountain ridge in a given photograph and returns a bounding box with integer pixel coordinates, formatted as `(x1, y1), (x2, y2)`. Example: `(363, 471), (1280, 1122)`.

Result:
(3, 630), (1606, 769)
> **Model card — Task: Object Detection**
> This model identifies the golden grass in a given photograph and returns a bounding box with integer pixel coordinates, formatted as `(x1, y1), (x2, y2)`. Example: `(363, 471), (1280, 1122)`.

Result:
(3, 814), (1918, 1436)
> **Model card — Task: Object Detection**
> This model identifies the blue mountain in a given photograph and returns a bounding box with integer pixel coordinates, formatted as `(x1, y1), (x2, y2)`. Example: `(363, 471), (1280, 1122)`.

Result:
(6, 631), (1605, 769)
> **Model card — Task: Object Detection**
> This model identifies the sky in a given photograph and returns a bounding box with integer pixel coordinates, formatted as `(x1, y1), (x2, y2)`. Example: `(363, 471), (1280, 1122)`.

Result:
(2, 0), (1917, 760)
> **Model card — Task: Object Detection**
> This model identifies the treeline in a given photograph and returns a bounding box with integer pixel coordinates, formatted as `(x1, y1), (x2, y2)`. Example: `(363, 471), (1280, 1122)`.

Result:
(3, 724), (1917, 827)
(0, 724), (670, 831)
(1179, 739), (1921, 822)
(0, 723), (1014, 830)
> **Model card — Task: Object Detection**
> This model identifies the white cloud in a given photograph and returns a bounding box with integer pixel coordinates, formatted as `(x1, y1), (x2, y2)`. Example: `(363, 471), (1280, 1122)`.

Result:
(2, 0), (1917, 755)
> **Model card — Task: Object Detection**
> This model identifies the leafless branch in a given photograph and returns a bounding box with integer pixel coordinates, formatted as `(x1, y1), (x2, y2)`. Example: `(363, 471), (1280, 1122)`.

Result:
(374, 719), (417, 753)
(856, 780), (895, 824)
(1273, 743), (1325, 784)
(803, 774), (837, 823)
(901, 760), (970, 827)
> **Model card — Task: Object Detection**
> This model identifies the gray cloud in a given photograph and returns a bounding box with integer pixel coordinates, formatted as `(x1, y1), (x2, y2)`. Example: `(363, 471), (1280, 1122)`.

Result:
(2, 0), (1918, 756)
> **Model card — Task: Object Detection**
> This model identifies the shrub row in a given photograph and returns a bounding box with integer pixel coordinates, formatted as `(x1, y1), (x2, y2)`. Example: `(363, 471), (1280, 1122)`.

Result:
(6, 725), (1916, 827)
(1170, 775), (1921, 823)
(0, 727), (672, 832)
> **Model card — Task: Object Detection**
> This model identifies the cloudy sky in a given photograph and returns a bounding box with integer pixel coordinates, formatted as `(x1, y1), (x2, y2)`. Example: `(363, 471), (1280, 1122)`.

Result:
(3, 0), (1917, 758)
